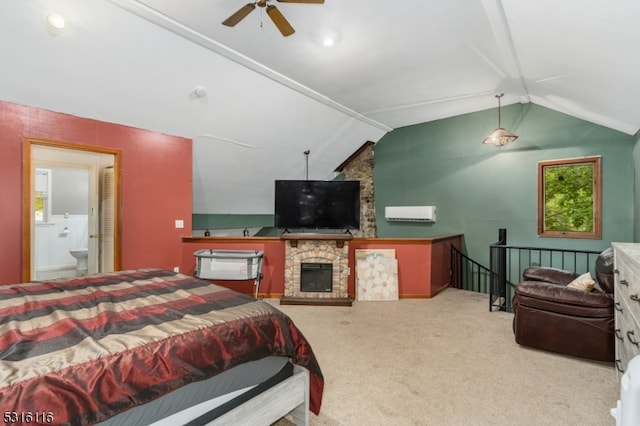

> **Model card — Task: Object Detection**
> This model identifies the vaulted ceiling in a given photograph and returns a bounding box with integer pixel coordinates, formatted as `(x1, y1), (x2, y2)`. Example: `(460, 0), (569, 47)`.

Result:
(2, 1), (639, 214)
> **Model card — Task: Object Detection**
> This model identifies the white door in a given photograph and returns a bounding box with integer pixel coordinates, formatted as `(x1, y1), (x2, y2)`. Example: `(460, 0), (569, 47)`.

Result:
(100, 166), (115, 273)
(87, 164), (99, 275)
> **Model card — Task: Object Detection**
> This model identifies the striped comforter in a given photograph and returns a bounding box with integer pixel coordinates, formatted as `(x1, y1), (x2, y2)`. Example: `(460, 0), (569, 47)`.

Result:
(0, 269), (323, 425)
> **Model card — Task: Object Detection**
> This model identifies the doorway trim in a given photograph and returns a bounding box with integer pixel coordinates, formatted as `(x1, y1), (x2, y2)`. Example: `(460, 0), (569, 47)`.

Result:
(22, 138), (122, 282)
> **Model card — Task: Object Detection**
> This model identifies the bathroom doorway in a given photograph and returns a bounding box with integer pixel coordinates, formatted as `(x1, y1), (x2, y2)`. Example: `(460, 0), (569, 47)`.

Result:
(22, 139), (121, 282)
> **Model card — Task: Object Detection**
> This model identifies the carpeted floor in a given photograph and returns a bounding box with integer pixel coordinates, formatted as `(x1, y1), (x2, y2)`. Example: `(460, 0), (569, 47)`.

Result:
(268, 288), (618, 425)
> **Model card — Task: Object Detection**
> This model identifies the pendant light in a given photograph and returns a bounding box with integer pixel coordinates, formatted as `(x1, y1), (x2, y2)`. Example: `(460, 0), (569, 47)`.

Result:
(482, 93), (518, 147)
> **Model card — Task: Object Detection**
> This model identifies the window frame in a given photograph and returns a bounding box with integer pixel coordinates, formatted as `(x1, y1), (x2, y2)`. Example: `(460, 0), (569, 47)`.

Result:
(34, 167), (52, 224)
(537, 156), (602, 239)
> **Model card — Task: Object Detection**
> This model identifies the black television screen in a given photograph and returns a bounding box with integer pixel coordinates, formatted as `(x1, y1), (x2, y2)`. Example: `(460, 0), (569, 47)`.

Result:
(274, 180), (360, 230)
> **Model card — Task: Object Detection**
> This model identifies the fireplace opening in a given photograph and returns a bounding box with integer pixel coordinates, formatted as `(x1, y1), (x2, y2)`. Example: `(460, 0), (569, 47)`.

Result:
(300, 263), (333, 292)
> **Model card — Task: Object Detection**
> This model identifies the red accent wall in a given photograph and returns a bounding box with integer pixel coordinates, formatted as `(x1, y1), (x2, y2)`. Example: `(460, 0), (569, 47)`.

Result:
(0, 101), (192, 285)
(348, 235), (463, 298)
(181, 234), (462, 298)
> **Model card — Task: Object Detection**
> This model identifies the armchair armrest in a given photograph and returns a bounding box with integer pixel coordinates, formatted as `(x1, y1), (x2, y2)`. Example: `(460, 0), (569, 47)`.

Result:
(522, 267), (579, 285)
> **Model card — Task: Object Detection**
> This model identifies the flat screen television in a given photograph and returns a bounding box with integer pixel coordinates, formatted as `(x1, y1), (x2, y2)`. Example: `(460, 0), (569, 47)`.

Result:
(274, 180), (360, 231)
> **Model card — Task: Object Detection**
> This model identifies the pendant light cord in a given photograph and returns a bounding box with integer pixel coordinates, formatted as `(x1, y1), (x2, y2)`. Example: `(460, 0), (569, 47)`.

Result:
(496, 93), (503, 128)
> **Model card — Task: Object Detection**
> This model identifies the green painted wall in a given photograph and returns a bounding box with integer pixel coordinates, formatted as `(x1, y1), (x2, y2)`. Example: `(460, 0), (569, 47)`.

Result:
(374, 103), (635, 267)
(192, 213), (273, 231)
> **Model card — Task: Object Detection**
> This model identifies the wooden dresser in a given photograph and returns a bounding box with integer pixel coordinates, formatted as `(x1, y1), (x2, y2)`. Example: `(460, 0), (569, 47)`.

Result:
(613, 242), (640, 376)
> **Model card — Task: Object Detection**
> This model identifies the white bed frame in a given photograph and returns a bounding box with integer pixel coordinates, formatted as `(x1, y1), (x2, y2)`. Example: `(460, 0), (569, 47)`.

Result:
(209, 364), (310, 426)
(153, 365), (310, 426)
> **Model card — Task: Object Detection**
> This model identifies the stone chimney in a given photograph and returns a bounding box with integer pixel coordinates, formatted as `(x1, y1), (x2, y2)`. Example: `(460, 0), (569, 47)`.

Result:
(335, 141), (376, 238)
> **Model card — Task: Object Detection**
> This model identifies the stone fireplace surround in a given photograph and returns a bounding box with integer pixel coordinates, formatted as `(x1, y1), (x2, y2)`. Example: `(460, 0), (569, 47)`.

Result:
(280, 233), (353, 306)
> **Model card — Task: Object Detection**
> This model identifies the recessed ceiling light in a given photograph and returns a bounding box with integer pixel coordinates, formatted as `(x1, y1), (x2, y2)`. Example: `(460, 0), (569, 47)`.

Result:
(314, 29), (341, 48)
(322, 36), (335, 47)
(45, 13), (67, 31)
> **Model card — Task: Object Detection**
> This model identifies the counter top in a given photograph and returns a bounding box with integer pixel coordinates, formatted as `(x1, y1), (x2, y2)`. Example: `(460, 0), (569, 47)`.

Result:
(182, 233), (463, 244)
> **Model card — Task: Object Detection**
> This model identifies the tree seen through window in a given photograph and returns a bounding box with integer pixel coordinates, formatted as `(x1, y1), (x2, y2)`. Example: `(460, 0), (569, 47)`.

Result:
(537, 156), (601, 239)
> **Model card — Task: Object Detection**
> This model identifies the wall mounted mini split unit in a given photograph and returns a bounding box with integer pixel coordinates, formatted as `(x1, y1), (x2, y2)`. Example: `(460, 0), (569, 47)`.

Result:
(384, 206), (436, 222)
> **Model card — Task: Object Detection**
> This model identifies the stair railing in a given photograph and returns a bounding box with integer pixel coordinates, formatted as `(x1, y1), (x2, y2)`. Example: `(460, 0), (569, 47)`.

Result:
(450, 245), (491, 295)
(451, 228), (602, 312)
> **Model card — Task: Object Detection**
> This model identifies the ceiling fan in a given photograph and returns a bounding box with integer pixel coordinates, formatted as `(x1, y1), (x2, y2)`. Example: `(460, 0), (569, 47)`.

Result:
(222, 0), (324, 37)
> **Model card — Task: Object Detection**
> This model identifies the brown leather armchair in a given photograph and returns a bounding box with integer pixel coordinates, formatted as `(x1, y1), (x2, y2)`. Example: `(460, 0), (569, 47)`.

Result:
(512, 248), (615, 362)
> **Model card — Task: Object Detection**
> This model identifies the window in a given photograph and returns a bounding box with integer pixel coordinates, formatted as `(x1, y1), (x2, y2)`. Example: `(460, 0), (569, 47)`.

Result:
(34, 168), (52, 223)
(537, 156), (602, 239)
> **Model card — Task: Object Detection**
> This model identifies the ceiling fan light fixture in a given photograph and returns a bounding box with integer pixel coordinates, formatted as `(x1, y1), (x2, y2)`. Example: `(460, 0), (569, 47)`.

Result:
(222, 0), (324, 37)
(482, 93), (518, 148)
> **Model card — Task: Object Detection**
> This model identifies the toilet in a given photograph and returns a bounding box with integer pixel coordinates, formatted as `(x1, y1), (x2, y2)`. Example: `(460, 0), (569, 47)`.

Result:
(69, 249), (89, 276)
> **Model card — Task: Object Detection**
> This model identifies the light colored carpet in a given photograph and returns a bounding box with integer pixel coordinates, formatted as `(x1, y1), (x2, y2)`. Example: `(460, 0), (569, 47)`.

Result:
(268, 288), (618, 426)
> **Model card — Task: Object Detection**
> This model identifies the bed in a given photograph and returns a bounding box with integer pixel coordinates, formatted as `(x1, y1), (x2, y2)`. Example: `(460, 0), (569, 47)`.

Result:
(0, 268), (323, 425)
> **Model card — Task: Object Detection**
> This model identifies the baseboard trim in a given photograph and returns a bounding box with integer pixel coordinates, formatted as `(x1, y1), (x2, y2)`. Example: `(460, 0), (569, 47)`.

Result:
(280, 296), (353, 307)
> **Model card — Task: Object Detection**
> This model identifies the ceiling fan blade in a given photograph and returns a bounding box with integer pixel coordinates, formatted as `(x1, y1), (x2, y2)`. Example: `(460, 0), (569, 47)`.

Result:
(276, 0), (324, 3)
(266, 5), (295, 36)
(222, 3), (256, 27)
